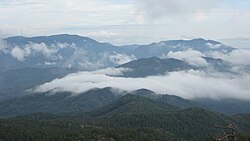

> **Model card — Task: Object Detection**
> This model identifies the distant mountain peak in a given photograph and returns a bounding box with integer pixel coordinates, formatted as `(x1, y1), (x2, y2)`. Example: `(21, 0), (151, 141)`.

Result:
(4, 34), (98, 45)
(191, 38), (207, 41)
(1, 34), (235, 73)
(132, 88), (155, 94)
(117, 57), (196, 77)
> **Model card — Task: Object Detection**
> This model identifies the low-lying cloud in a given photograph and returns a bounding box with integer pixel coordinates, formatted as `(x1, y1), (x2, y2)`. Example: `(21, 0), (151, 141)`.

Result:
(0, 39), (7, 52)
(34, 69), (250, 101)
(93, 67), (133, 76)
(10, 42), (57, 61)
(211, 49), (250, 65)
(109, 53), (136, 65)
(11, 46), (26, 61)
(166, 49), (208, 67)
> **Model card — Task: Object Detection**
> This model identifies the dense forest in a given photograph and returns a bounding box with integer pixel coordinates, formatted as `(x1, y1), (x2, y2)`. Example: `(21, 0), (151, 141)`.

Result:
(1, 94), (250, 141)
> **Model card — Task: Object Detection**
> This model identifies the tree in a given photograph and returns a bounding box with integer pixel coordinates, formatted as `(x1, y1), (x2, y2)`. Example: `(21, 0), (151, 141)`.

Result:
(215, 124), (237, 141)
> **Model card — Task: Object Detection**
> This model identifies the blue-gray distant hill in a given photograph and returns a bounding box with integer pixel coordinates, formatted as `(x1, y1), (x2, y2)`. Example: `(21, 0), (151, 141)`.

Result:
(131, 38), (234, 58)
(117, 57), (197, 77)
(117, 57), (234, 77)
(1, 87), (250, 118)
(1, 34), (235, 72)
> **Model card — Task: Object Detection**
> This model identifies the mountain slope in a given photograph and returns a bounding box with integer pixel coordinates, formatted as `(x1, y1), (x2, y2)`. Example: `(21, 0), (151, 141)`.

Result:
(0, 87), (202, 118)
(86, 94), (179, 118)
(0, 88), (123, 117)
(131, 89), (250, 115)
(1, 86), (249, 117)
(1, 107), (250, 141)
(132, 89), (201, 109)
(117, 57), (197, 77)
(83, 95), (237, 141)
(202, 57), (234, 73)
(132, 38), (235, 58)
(196, 98), (250, 115)
(0, 67), (77, 100)
(4, 34), (117, 52)
(1, 35), (236, 72)
(1, 93), (250, 141)
(0, 117), (181, 141)
(1, 34), (130, 71)
(117, 56), (235, 77)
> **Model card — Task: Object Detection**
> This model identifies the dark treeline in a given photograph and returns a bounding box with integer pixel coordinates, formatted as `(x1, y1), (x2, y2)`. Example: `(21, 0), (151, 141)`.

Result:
(1, 95), (250, 141)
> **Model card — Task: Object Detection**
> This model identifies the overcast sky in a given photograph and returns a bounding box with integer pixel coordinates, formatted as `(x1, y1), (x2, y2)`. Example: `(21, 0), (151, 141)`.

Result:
(0, 0), (249, 45)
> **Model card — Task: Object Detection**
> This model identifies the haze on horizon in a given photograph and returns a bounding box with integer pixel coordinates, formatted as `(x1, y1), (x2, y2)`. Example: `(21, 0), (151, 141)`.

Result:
(0, 0), (250, 45)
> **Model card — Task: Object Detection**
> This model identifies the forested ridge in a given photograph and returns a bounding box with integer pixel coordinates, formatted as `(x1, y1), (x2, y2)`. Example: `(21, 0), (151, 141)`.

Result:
(1, 94), (250, 141)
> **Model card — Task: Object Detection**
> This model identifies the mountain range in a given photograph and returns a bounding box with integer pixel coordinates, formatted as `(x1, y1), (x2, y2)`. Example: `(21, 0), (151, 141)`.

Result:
(1, 90), (250, 141)
(0, 34), (240, 101)
(1, 87), (250, 118)
(0, 67), (77, 100)
(0, 34), (249, 114)
(117, 56), (235, 77)
(1, 34), (235, 72)
(0, 56), (236, 100)
(0, 34), (250, 141)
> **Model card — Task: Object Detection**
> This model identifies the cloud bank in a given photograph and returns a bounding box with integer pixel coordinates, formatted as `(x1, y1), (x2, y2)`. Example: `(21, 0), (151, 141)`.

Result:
(35, 69), (250, 101)
(10, 42), (56, 61)
(93, 67), (133, 76)
(211, 49), (250, 65)
(109, 53), (136, 65)
(166, 49), (207, 67)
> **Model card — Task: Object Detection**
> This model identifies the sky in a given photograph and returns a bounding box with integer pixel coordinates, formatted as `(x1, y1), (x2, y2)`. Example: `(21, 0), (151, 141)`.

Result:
(0, 0), (250, 45)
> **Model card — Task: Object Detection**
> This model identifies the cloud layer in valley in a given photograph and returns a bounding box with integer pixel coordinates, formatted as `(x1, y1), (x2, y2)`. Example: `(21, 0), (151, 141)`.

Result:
(211, 49), (250, 65)
(34, 69), (250, 101)
(109, 53), (136, 65)
(166, 49), (207, 67)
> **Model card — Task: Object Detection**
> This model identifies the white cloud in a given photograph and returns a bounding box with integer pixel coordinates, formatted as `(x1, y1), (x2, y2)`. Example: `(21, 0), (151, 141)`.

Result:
(206, 42), (222, 49)
(45, 61), (56, 65)
(10, 42), (57, 61)
(52, 42), (73, 49)
(0, 39), (6, 52)
(166, 49), (208, 67)
(26, 42), (56, 56)
(93, 67), (133, 76)
(62, 48), (135, 70)
(64, 48), (108, 70)
(211, 49), (250, 65)
(109, 53), (136, 65)
(34, 70), (250, 100)
(11, 46), (26, 61)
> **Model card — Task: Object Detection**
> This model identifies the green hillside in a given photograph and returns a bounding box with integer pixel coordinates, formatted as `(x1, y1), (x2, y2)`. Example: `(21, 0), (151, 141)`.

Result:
(1, 94), (250, 141)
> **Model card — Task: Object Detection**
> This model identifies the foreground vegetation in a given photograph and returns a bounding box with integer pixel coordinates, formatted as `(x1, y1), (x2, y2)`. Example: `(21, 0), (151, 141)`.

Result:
(1, 94), (250, 141)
